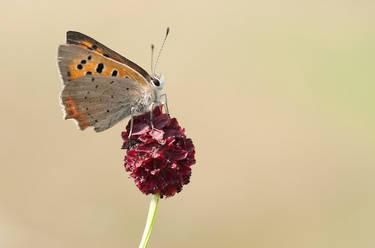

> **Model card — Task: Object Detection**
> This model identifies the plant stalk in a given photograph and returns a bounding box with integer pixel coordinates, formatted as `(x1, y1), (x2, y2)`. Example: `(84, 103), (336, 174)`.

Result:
(138, 193), (160, 248)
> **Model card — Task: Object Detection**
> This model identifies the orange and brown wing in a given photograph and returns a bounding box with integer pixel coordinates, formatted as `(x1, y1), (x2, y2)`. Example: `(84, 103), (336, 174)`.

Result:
(66, 31), (152, 83)
(58, 44), (149, 87)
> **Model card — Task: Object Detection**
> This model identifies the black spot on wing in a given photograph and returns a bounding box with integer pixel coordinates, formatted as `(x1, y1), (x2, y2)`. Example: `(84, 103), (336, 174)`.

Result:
(96, 63), (104, 73)
(88, 44), (97, 50)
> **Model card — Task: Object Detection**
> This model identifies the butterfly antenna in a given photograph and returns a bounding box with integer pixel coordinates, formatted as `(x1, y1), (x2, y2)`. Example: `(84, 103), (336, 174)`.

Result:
(150, 44), (155, 76)
(153, 27), (170, 76)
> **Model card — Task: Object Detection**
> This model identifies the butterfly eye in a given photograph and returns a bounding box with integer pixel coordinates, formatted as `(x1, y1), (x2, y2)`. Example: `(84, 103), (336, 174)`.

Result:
(152, 79), (160, 87)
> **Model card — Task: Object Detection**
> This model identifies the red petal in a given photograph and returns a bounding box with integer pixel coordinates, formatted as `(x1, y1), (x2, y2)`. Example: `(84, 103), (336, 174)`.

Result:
(131, 123), (151, 135)
(150, 129), (165, 143)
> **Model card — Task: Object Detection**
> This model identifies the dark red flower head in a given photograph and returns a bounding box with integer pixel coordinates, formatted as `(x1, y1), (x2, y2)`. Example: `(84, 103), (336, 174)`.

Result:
(121, 106), (196, 198)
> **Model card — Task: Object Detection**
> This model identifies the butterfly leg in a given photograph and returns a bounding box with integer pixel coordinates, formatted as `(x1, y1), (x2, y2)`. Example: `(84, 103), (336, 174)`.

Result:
(128, 106), (137, 138)
(159, 93), (169, 115)
(149, 94), (168, 131)
(149, 102), (155, 129)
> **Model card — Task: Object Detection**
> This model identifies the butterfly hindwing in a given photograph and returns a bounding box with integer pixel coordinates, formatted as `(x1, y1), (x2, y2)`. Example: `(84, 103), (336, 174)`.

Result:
(61, 75), (154, 132)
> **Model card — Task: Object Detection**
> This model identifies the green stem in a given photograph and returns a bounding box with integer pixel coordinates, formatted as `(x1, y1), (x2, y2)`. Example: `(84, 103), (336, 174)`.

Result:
(138, 193), (160, 248)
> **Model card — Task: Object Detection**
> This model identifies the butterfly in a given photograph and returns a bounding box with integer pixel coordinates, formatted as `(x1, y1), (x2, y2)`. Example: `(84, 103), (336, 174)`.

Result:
(57, 29), (169, 132)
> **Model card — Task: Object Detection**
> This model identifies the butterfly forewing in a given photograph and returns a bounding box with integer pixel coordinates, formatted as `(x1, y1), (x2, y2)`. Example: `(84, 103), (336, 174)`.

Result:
(66, 31), (152, 83)
(58, 44), (150, 87)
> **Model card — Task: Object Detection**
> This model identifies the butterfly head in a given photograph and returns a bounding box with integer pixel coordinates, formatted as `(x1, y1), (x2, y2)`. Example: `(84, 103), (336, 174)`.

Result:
(151, 74), (165, 90)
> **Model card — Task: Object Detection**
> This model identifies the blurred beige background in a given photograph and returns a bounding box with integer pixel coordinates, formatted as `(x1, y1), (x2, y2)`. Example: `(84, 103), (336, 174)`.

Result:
(1, 0), (375, 247)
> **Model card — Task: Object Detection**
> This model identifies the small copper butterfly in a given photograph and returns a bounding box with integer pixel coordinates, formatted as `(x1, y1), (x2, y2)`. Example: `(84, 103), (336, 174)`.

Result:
(57, 29), (169, 132)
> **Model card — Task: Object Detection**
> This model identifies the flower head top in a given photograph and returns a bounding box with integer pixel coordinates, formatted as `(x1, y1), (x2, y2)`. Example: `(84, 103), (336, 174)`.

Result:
(122, 106), (196, 198)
